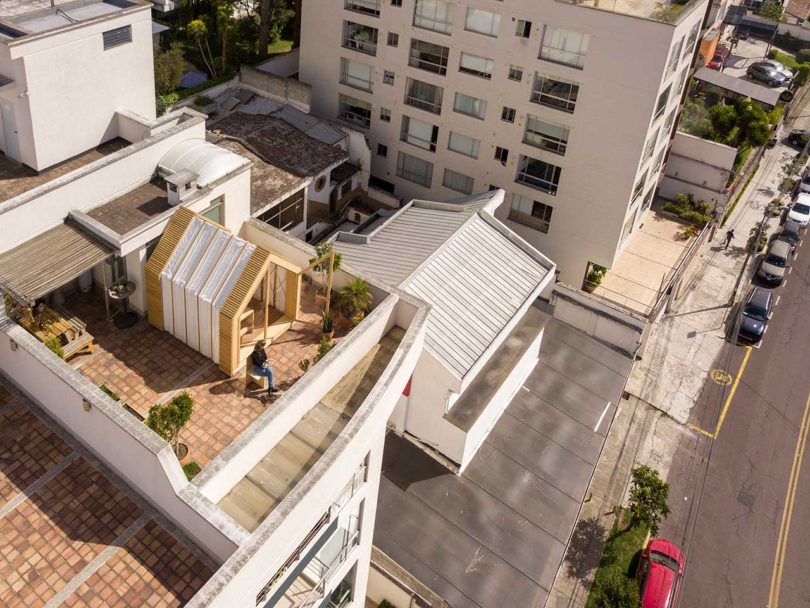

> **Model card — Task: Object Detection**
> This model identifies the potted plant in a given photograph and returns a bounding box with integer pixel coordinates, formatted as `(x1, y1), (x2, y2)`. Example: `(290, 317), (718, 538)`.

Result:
(336, 278), (372, 329)
(146, 391), (194, 464)
(321, 309), (335, 340)
(309, 243), (343, 304)
(192, 94), (216, 115)
(583, 264), (607, 293)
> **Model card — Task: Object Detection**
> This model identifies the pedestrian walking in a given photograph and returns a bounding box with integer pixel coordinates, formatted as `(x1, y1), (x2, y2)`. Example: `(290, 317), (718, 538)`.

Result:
(724, 229), (735, 250)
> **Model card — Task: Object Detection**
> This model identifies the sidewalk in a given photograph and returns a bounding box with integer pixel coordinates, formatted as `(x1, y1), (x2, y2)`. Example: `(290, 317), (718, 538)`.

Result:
(546, 136), (799, 606)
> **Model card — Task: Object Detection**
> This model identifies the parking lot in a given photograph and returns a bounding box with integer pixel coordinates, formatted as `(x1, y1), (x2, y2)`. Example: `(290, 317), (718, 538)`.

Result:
(715, 36), (791, 94)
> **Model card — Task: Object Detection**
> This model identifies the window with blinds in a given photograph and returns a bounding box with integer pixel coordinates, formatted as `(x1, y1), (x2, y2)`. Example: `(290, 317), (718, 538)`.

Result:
(539, 27), (590, 69)
(404, 78), (444, 114)
(447, 131), (480, 158)
(465, 8), (500, 37)
(400, 115), (439, 152)
(459, 52), (493, 79)
(397, 152), (434, 187)
(523, 115), (570, 155)
(340, 58), (374, 92)
(453, 92), (486, 119)
(443, 169), (474, 194)
(413, 0), (453, 34)
(102, 26), (132, 50)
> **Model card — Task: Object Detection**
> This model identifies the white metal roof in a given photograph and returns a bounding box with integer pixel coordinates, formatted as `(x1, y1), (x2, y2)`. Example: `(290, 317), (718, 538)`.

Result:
(334, 192), (554, 379)
(159, 138), (248, 188)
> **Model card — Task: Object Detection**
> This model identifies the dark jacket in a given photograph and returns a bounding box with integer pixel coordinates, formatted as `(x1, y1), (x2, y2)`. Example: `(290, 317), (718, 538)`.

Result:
(251, 349), (268, 369)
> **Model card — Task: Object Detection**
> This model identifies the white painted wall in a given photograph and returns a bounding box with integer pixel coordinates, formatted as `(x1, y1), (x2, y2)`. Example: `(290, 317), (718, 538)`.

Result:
(1, 5), (156, 170)
(659, 131), (735, 206)
(299, 0), (708, 285)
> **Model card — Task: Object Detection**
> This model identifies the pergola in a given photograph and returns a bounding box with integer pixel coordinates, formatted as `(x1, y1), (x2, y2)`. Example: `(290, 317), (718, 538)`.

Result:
(145, 207), (334, 376)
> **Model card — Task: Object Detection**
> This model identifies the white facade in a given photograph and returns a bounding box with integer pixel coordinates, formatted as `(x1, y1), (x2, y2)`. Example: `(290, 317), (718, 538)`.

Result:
(299, 0), (709, 285)
(0, 0), (156, 171)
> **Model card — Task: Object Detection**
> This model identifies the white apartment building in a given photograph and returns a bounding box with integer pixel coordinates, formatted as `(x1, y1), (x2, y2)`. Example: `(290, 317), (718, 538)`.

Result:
(0, 3), (427, 607)
(298, 0), (709, 286)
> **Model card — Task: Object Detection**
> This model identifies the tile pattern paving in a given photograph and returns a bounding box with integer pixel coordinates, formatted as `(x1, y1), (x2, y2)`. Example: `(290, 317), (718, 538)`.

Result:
(0, 382), (215, 607)
(66, 289), (336, 467)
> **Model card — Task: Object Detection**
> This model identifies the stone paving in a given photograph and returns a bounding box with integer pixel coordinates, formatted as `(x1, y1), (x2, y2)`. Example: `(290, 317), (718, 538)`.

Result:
(0, 382), (214, 607)
(67, 289), (337, 468)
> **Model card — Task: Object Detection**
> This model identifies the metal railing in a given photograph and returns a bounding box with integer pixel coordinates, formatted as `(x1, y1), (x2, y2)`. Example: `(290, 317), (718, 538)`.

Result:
(333, 464), (367, 513)
(296, 530), (360, 608)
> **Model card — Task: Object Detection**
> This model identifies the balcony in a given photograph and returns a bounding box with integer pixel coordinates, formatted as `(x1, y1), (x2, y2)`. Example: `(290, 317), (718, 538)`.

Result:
(344, 0), (380, 17)
(342, 22), (378, 56)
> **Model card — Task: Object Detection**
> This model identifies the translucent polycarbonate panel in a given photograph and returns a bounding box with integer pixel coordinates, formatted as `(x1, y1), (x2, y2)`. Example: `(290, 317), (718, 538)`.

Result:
(212, 243), (256, 364)
(160, 218), (203, 335)
(199, 238), (247, 357)
(171, 222), (217, 344)
(185, 231), (231, 351)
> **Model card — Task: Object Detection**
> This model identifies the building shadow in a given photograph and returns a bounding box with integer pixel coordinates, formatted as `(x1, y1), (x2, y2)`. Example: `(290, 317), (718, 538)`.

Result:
(564, 516), (607, 582)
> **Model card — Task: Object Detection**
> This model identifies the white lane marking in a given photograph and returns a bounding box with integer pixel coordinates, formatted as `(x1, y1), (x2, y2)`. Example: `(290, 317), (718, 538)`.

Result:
(521, 385), (530, 392)
(784, 279), (789, 288)
(594, 401), (612, 433)
(788, 266), (793, 275)
(776, 296), (781, 306)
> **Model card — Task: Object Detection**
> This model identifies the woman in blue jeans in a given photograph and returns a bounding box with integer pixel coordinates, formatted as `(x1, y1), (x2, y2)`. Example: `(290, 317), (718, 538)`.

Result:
(251, 341), (277, 395)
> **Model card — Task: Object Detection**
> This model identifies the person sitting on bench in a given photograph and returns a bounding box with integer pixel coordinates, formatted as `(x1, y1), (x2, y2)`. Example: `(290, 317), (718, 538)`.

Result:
(251, 341), (278, 394)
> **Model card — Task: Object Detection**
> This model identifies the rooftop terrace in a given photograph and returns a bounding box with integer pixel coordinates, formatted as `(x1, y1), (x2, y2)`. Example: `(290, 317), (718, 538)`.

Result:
(556, 0), (703, 23)
(218, 326), (405, 531)
(66, 283), (337, 470)
(85, 179), (171, 235)
(0, 139), (127, 204)
(0, 0), (144, 39)
(0, 380), (215, 607)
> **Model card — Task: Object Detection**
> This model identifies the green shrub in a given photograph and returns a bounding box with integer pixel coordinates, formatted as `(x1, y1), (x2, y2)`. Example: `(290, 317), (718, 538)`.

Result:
(194, 94), (214, 106)
(44, 337), (64, 359)
(758, 2), (784, 21)
(156, 92), (179, 116)
(183, 461), (202, 480)
(768, 49), (801, 70)
(797, 49), (810, 64)
(773, 32), (808, 53)
(590, 571), (640, 608)
(682, 210), (711, 226)
(175, 71), (236, 101)
(99, 384), (121, 402)
(378, 602), (396, 608)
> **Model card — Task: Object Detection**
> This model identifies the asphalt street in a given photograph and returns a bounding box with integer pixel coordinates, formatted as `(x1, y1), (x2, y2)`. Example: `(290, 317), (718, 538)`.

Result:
(661, 199), (810, 606)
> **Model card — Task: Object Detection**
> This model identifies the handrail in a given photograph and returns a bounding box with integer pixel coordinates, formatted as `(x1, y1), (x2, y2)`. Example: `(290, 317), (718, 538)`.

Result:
(295, 530), (360, 608)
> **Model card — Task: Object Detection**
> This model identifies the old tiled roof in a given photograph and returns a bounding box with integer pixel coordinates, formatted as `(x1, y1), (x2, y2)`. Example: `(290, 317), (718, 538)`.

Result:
(210, 112), (347, 179)
(786, 0), (810, 20)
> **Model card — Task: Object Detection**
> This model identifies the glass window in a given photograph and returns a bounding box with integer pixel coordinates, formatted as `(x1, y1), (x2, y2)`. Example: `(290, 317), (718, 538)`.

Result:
(667, 36), (684, 74)
(342, 21), (379, 55)
(377, 143), (388, 156)
(684, 22), (700, 57)
(453, 92), (487, 119)
(413, 0), (453, 35)
(338, 94), (372, 128)
(380, 107), (391, 122)
(404, 78), (443, 114)
(654, 85), (671, 120)
(448, 131), (480, 158)
(509, 193), (553, 233)
(501, 106), (516, 123)
(643, 127), (660, 162)
(516, 155), (562, 195)
(523, 115), (570, 155)
(345, 0), (380, 17)
(675, 66), (689, 98)
(459, 52), (493, 79)
(664, 108), (677, 134)
(508, 65), (524, 81)
(103, 26), (132, 50)
(465, 8), (500, 37)
(621, 209), (637, 242)
(401, 115), (439, 151)
(409, 39), (449, 75)
(256, 190), (304, 231)
(383, 70), (395, 85)
(443, 168), (474, 194)
(396, 151), (433, 187)
(632, 170), (647, 201)
(516, 20), (532, 38)
(540, 26), (590, 69)
(530, 73), (579, 113)
(391, 0), (402, 5)
(387, 32), (399, 46)
(340, 57), (374, 91)
(202, 196), (223, 225)
(494, 146), (509, 164)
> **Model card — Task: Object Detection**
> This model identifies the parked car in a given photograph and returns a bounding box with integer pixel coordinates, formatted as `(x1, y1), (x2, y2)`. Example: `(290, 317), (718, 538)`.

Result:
(708, 46), (729, 70)
(788, 129), (810, 147)
(637, 539), (685, 608)
(768, 125), (781, 148)
(799, 173), (810, 194)
(757, 239), (791, 284)
(787, 194), (810, 227)
(778, 220), (802, 253)
(759, 59), (795, 81)
(739, 287), (773, 344)
(747, 63), (789, 87)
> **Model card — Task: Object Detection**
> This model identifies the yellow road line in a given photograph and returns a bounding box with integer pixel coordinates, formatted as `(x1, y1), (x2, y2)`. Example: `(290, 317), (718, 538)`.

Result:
(768, 393), (810, 608)
(688, 345), (753, 440)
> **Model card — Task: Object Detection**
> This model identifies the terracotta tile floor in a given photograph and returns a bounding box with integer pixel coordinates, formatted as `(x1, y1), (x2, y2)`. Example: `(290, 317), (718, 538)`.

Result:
(66, 289), (339, 468)
(0, 382), (215, 608)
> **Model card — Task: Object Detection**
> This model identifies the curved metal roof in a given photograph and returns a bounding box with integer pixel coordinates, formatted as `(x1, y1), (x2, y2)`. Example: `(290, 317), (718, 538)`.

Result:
(159, 138), (248, 188)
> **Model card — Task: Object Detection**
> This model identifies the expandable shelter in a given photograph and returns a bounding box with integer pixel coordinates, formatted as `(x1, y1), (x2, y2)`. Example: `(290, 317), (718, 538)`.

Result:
(145, 207), (306, 375)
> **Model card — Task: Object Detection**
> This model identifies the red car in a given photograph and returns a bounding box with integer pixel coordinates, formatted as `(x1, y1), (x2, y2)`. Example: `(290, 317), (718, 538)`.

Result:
(708, 46), (729, 70)
(637, 538), (685, 608)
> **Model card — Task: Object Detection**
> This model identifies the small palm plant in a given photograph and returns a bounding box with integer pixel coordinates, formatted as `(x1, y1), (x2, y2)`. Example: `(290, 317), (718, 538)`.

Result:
(336, 278), (373, 327)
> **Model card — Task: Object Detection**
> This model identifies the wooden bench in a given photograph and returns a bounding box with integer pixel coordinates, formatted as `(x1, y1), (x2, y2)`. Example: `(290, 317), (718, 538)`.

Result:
(33, 305), (94, 360)
(245, 366), (269, 391)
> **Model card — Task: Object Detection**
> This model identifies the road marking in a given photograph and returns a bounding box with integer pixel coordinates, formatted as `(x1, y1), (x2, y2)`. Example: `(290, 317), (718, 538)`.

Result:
(710, 369), (733, 386)
(593, 401), (611, 433)
(521, 386), (530, 392)
(768, 393), (810, 608)
(788, 266), (793, 275)
(783, 279), (788, 288)
(687, 346), (753, 440)
(776, 295), (781, 306)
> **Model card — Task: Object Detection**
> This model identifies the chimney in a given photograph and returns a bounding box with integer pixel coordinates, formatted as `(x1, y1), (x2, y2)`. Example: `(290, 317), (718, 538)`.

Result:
(165, 169), (199, 206)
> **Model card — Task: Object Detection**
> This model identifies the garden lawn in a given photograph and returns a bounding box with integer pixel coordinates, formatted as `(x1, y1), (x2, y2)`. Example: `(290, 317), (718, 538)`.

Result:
(267, 38), (293, 57)
(585, 508), (648, 608)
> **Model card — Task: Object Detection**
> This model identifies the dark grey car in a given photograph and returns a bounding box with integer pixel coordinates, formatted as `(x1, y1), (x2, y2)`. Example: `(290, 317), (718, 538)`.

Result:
(778, 220), (801, 253)
(747, 63), (789, 87)
(738, 287), (772, 344)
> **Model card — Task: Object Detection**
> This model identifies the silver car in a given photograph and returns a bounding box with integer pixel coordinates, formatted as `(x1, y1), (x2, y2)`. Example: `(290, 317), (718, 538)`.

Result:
(757, 239), (791, 285)
(759, 59), (795, 81)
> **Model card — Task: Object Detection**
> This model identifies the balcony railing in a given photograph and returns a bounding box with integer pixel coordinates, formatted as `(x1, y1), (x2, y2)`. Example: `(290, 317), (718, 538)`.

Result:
(345, 0), (380, 17)
(296, 530), (360, 608)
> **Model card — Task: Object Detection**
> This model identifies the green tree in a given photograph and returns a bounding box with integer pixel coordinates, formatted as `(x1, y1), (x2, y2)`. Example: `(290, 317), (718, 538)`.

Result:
(590, 571), (640, 608)
(146, 391), (194, 456)
(759, 1), (784, 21)
(215, 0), (235, 69)
(735, 97), (771, 147)
(188, 18), (217, 77)
(627, 465), (671, 535)
(709, 104), (738, 139)
(154, 42), (186, 96)
(651, 1), (680, 22)
(309, 242), (342, 293)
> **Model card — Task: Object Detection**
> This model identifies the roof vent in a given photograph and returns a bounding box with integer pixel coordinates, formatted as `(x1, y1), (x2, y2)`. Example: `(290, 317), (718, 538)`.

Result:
(165, 169), (198, 206)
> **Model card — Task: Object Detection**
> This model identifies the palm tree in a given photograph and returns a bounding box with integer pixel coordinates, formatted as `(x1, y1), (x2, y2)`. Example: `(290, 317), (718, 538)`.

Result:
(188, 18), (217, 77)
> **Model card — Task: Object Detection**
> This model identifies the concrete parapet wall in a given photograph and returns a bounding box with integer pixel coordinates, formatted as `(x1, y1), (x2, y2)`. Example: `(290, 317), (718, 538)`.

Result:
(240, 65), (312, 112)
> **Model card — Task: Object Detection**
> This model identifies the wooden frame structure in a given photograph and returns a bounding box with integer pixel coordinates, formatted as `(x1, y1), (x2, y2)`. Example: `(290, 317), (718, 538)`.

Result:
(144, 208), (336, 376)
